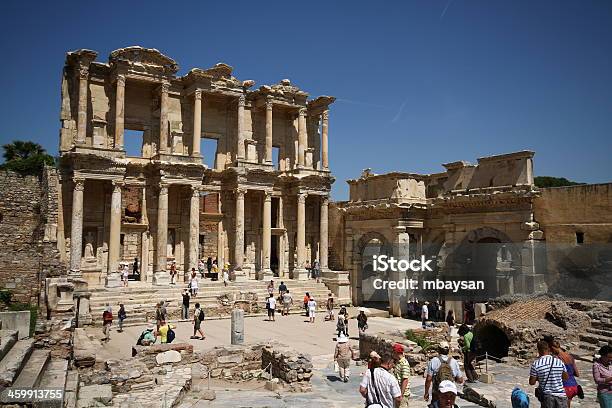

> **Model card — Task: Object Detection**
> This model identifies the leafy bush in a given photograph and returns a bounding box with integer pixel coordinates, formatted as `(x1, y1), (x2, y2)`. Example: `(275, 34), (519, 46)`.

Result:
(534, 176), (583, 188)
(405, 329), (434, 350)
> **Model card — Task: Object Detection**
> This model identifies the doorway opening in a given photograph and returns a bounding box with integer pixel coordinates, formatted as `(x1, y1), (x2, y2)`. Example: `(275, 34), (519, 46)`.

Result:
(271, 235), (280, 277)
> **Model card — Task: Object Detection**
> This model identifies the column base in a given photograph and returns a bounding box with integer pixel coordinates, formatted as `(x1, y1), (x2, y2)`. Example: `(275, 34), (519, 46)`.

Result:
(69, 269), (82, 278)
(257, 268), (274, 281)
(292, 268), (309, 281)
(105, 272), (122, 288)
(232, 268), (247, 282)
(153, 272), (170, 286)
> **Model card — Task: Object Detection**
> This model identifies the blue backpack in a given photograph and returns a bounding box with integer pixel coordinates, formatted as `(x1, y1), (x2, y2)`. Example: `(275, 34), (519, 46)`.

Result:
(166, 328), (175, 344)
(511, 387), (529, 408)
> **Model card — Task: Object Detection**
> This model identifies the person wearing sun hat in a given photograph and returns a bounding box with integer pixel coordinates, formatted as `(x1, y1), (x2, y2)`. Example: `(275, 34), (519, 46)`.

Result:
(431, 380), (459, 408)
(368, 350), (381, 369)
(334, 334), (355, 382)
(392, 343), (411, 407)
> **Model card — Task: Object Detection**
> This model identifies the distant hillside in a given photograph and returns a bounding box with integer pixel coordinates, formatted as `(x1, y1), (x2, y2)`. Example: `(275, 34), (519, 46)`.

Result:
(534, 176), (584, 188)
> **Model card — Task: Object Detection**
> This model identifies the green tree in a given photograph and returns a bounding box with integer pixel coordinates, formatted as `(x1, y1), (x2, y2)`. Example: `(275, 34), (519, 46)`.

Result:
(1, 140), (55, 175)
(534, 176), (584, 188)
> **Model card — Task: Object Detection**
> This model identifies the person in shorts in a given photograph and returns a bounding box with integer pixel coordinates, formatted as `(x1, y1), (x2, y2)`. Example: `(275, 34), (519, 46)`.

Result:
(308, 296), (317, 323)
(282, 289), (293, 316)
(267, 293), (276, 321)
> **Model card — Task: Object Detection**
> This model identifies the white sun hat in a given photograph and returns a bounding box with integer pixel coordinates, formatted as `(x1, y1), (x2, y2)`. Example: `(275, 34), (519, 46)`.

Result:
(337, 335), (349, 343)
(438, 380), (457, 394)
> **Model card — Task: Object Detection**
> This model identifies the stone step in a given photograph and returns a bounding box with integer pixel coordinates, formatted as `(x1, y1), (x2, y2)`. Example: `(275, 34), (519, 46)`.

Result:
(32, 358), (68, 408)
(0, 338), (35, 387)
(579, 332), (612, 346)
(587, 327), (612, 338)
(0, 329), (19, 362)
(592, 319), (612, 330)
(12, 349), (51, 388)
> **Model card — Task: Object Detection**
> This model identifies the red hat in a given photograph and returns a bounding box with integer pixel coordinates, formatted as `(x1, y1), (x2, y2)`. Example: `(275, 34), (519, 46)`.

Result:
(393, 343), (405, 353)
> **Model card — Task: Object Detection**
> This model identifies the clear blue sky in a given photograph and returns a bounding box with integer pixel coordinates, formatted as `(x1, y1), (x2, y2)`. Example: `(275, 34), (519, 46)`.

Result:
(1, 1), (611, 200)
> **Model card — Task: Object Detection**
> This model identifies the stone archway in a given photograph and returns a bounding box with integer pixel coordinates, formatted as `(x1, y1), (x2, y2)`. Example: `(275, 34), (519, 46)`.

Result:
(353, 231), (392, 305)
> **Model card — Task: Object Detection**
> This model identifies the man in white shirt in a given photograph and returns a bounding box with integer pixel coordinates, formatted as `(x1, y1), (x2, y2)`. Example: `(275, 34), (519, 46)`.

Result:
(360, 353), (402, 408)
(422, 301), (429, 328)
(267, 294), (276, 321)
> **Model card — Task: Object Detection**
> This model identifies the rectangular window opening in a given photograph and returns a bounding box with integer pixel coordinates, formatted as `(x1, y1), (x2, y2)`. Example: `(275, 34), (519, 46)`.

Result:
(124, 129), (144, 158)
(200, 138), (218, 168)
(272, 146), (280, 170)
(576, 232), (584, 244)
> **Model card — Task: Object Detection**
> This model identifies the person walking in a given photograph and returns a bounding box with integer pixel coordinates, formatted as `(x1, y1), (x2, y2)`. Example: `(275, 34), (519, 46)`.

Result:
(122, 264), (129, 287)
(424, 341), (464, 403)
(339, 305), (350, 337)
(393, 343), (411, 408)
(198, 259), (205, 278)
(117, 303), (126, 333)
(528, 340), (569, 408)
(155, 301), (167, 331)
(422, 301), (429, 329)
(303, 292), (310, 316)
(282, 289), (293, 316)
(102, 304), (113, 342)
(190, 302), (206, 340)
(445, 310), (455, 338)
(278, 281), (288, 297)
(267, 280), (275, 296)
(357, 309), (368, 334)
(206, 257), (213, 276)
(457, 324), (478, 382)
(190, 272), (199, 296)
(222, 264), (229, 287)
(169, 262), (177, 284)
(326, 293), (335, 321)
(550, 340), (581, 407)
(307, 296), (317, 323)
(266, 294), (276, 322)
(312, 260), (321, 283)
(132, 257), (139, 278)
(431, 301), (439, 322)
(334, 334), (355, 382)
(593, 345), (612, 408)
(359, 353), (402, 408)
(181, 289), (190, 320)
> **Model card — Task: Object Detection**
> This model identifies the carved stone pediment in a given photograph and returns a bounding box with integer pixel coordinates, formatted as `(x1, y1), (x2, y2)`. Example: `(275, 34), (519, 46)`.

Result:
(109, 46), (178, 75)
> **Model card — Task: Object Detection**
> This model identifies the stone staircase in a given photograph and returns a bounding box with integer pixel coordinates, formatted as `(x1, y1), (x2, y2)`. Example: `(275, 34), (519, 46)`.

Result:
(0, 329), (67, 407)
(89, 279), (348, 326)
(572, 312), (612, 361)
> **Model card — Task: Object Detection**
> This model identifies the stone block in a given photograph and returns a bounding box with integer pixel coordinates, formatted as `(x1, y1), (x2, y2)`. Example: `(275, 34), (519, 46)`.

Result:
(0, 311), (31, 339)
(479, 372), (494, 383)
(200, 390), (216, 401)
(155, 350), (182, 365)
(77, 384), (112, 407)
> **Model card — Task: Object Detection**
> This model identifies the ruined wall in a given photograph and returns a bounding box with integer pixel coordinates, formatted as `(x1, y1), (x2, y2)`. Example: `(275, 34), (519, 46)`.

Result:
(0, 170), (63, 305)
(534, 183), (612, 299)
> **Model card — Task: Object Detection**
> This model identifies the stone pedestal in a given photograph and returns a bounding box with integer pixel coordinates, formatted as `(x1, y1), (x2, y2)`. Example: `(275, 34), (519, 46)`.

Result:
(72, 278), (92, 327)
(292, 268), (309, 281)
(105, 272), (122, 288)
(257, 269), (274, 281)
(231, 309), (244, 345)
(321, 270), (351, 301)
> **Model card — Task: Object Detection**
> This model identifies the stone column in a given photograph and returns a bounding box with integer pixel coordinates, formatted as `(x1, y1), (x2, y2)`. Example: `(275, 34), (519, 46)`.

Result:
(319, 195), (329, 270)
(107, 180), (123, 280)
(69, 177), (85, 276)
(297, 108), (307, 167)
(192, 89), (202, 157)
(265, 99), (273, 163)
(154, 183), (170, 285)
(233, 187), (246, 281)
(188, 186), (200, 275)
(294, 192), (308, 280)
(389, 227), (409, 317)
(114, 75), (125, 150)
(321, 110), (329, 170)
(236, 95), (246, 160)
(76, 67), (89, 145)
(260, 191), (273, 280)
(159, 82), (170, 154)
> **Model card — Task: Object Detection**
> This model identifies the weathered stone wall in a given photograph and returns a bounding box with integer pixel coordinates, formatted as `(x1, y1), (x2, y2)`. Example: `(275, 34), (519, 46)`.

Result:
(261, 344), (313, 383)
(0, 170), (63, 306)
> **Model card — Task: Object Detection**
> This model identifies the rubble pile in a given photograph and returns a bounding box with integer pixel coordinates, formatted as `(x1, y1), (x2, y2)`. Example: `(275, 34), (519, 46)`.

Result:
(261, 344), (313, 386)
(198, 343), (265, 381)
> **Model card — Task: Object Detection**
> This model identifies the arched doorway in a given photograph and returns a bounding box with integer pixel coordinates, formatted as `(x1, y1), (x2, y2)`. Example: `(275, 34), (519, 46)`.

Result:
(356, 232), (391, 305)
(473, 323), (511, 359)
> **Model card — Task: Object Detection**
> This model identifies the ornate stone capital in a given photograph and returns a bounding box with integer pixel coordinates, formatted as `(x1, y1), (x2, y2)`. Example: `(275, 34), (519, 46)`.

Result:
(73, 177), (85, 191)
(159, 182), (169, 195)
(264, 191), (273, 201)
(322, 110), (329, 121)
(297, 193), (307, 204)
(298, 107), (307, 117)
(235, 187), (247, 197)
(265, 98), (273, 111)
(160, 81), (170, 94)
(238, 94), (246, 107)
(321, 195), (329, 206)
(78, 66), (89, 80)
(116, 74), (126, 87)
(111, 179), (124, 193)
(194, 89), (202, 100)
(191, 185), (201, 197)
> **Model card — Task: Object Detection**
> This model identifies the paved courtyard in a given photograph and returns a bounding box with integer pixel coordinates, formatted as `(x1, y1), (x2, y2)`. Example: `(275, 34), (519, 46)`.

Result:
(87, 314), (600, 408)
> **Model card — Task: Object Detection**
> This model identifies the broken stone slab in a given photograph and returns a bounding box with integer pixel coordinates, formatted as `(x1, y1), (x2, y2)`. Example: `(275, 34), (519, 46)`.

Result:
(156, 350), (182, 365)
(0, 338), (34, 387)
(132, 342), (193, 356)
(73, 328), (97, 367)
(459, 386), (497, 408)
(77, 384), (112, 407)
(200, 390), (216, 400)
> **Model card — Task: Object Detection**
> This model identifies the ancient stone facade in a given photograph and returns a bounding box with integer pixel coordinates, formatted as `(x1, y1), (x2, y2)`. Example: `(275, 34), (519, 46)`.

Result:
(57, 46), (335, 287)
(0, 169), (63, 306)
(330, 151), (612, 316)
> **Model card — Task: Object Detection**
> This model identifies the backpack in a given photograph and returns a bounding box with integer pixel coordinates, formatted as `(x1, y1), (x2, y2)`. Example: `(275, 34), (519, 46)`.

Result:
(166, 327), (175, 344)
(136, 330), (146, 346)
(198, 309), (205, 321)
(433, 357), (455, 392)
(511, 387), (530, 408)
(469, 336), (478, 353)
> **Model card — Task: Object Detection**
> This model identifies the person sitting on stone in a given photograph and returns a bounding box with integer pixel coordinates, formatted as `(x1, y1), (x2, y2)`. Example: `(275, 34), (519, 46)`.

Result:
(137, 327), (156, 346)
(156, 319), (175, 344)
